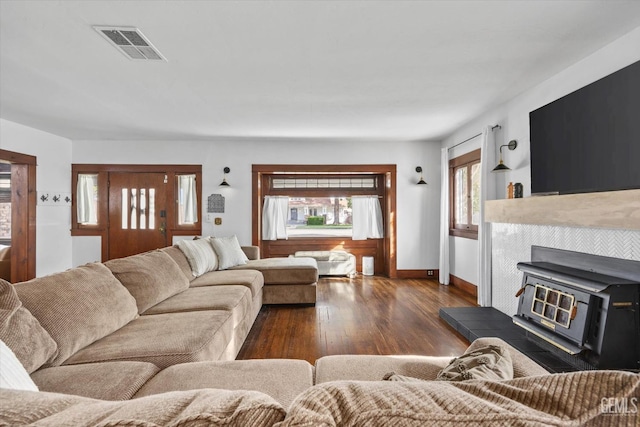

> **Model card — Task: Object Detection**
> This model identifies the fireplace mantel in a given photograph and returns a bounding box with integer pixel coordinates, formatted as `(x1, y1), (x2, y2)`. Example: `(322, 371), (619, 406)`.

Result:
(485, 189), (640, 230)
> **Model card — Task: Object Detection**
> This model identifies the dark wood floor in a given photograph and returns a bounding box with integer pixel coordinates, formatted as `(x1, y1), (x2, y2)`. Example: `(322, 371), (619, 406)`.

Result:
(236, 275), (477, 364)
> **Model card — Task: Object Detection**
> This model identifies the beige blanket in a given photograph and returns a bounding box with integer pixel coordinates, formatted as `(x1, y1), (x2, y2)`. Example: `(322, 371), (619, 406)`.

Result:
(278, 370), (640, 426)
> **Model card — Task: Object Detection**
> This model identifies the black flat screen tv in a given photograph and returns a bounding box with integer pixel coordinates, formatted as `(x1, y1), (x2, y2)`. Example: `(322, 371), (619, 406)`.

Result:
(529, 60), (640, 195)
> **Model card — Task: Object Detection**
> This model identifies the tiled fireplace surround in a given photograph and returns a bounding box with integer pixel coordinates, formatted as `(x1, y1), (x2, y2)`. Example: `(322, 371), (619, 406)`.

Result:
(486, 189), (640, 316)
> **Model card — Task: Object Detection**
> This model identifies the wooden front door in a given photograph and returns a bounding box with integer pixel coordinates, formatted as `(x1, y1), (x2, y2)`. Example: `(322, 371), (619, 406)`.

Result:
(108, 172), (168, 260)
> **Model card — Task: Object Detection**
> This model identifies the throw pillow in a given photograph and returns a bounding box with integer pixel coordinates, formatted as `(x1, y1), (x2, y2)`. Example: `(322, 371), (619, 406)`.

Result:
(105, 250), (190, 314)
(0, 279), (57, 373)
(210, 235), (249, 270)
(435, 344), (513, 382)
(0, 340), (39, 391)
(177, 237), (218, 276)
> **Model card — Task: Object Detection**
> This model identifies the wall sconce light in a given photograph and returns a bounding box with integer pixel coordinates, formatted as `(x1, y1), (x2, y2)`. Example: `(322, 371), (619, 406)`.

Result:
(219, 167), (230, 187)
(492, 140), (518, 172)
(415, 166), (427, 185)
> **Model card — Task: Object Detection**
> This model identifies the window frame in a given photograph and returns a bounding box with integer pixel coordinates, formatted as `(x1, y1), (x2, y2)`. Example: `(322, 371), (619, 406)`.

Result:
(449, 149), (481, 240)
(262, 173), (383, 239)
(252, 164), (397, 278)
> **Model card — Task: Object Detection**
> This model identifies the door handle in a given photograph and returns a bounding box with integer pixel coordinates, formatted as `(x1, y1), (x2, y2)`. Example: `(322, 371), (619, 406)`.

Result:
(159, 222), (166, 235)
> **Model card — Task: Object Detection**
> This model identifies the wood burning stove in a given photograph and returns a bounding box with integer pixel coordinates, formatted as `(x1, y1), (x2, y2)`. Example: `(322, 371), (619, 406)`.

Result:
(513, 246), (640, 371)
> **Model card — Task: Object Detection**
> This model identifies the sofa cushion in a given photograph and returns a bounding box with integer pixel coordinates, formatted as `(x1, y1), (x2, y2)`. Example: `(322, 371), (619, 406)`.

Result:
(135, 359), (315, 410)
(281, 370), (640, 427)
(178, 237), (218, 276)
(0, 279), (57, 373)
(144, 286), (252, 329)
(2, 388), (286, 427)
(230, 258), (318, 285)
(160, 245), (194, 281)
(0, 340), (39, 391)
(190, 269), (264, 298)
(314, 354), (451, 384)
(31, 361), (160, 401)
(14, 263), (138, 367)
(63, 310), (234, 369)
(105, 250), (190, 314)
(210, 235), (249, 270)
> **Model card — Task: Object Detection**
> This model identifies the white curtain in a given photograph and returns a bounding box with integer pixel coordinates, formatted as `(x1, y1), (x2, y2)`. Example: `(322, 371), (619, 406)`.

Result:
(352, 196), (383, 240)
(477, 126), (496, 307)
(178, 174), (198, 224)
(262, 196), (289, 240)
(439, 148), (450, 285)
(77, 174), (97, 224)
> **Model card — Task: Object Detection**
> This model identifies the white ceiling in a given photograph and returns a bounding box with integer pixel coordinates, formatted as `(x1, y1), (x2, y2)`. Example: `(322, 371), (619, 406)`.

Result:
(1, 1), (640, 142)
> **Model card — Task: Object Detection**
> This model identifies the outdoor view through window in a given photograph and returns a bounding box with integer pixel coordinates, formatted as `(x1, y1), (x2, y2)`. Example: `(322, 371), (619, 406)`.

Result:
(287, 197), (352, 237)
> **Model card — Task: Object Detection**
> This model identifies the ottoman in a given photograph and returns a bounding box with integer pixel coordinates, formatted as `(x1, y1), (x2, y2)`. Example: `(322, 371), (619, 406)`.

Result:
(231, 257), (319, 304)
(291, 251), (356, 278)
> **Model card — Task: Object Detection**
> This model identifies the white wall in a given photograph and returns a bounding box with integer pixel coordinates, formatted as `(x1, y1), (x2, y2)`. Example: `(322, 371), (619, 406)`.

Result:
(71, 138), (441, 270)
(0, 119), (73, 277)
(441, 26), (640, 288)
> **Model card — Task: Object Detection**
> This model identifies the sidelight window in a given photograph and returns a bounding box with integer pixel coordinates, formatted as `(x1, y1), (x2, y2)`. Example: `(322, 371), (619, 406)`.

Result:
(177, 174), (197, 225)
(77, 173), (98, 225)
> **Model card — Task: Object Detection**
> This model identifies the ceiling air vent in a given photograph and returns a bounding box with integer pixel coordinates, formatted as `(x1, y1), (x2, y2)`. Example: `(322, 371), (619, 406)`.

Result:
(94, 26), (166, 61)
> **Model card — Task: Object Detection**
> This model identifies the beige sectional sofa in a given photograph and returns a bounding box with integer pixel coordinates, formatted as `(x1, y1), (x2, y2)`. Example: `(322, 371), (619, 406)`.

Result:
(3, 335), (638, 426)
(2, 244), (638, 426)
(3, 241), (316, 371)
